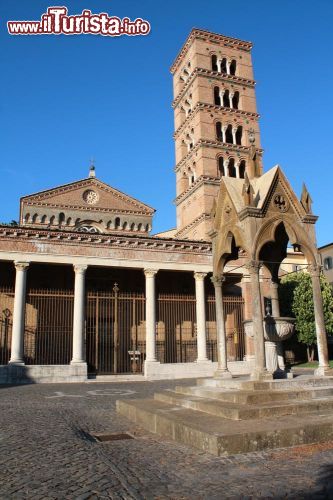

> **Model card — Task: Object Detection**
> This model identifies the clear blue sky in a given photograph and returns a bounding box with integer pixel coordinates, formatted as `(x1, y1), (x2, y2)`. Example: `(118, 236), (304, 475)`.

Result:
(1, 0), (333, 246)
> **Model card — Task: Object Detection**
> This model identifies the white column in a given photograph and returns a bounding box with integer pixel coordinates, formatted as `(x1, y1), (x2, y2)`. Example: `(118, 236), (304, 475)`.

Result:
(222, 125), (227, 143)
(235, 160), (240, 179)
(144, 269), (158, 362)
(309, 264), (331, 375)
(232, 127), (237, 144)
(219, 89), (224, 106)
(211, 275), (232, 378)
(9, 262), (29, 364)
(226, 59), (231, 74)
(224, 159), (230, 177)
(194, 272), (208, 362)
(71, 264), (87, 364)
(217, 59), (222, 72)
(229, 92), (234, 108)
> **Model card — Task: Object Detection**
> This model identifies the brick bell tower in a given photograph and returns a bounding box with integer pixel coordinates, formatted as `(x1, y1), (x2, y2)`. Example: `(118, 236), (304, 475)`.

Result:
(171, 29), (263, 240)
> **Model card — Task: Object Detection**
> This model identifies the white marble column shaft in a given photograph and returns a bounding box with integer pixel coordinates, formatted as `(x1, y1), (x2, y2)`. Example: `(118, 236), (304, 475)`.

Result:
(71, 264), (87, 364)
(194, 272), (208, 362)
(211, 275), (231, 377)
(309, 265), (330, 374)
(9, 262), (29, 364)
(145, 269), (158, 362)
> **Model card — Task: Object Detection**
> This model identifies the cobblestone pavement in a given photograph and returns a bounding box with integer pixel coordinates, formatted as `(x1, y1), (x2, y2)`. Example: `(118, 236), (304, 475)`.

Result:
(1, 379), (333, 499)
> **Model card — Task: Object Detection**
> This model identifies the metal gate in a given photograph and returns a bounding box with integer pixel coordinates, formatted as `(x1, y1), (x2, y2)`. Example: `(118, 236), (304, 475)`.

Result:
(0, 286), (245, 372)
(86, 285), (146, 374)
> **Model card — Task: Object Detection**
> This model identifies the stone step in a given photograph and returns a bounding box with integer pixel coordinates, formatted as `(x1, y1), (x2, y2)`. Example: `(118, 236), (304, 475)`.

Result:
(116, 397), (333, 456)
(154, 389), (333, 420)
(197, 376), (333, 391)
(174, 385), (333, 405)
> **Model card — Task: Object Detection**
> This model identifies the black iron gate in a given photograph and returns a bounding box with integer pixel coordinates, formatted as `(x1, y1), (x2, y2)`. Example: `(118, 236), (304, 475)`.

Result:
(86, 285), (146, 374)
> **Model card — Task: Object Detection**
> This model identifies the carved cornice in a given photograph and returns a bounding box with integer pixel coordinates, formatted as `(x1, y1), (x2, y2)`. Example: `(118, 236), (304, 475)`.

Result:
(171, 28), (252, 74)
(174, 176), (220, 206)
(301, 214), (318, 224)
(172, 68), (255, 108)
(175, 213), (211, 238)
(174, 102), (259, 139)
(23, 201), (152, 217)
(0, 226), (212, 255)
(174, 140), (263, 173)
(238, 207), (263, 221)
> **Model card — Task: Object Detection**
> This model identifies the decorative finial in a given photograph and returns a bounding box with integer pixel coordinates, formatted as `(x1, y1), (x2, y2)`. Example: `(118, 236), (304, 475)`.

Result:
(89, 157), (96, 178)
(300, 183), (312, 214)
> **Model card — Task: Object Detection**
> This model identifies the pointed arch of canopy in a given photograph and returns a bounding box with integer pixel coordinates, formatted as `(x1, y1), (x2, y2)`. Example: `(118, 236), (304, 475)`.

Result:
(214, 228), (248, 275)
(252, 215), (317, 266)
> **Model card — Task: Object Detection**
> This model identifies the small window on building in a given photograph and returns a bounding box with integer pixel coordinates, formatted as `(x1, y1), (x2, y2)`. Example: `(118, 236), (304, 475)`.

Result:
(324, 257), (333, 270)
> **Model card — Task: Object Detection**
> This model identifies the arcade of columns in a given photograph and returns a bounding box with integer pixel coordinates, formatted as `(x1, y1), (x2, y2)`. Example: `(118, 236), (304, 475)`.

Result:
(8, 262), (213, 368)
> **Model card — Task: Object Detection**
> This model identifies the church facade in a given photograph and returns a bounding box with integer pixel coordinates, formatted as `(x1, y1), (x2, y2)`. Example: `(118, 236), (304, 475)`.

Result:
(0, 29), (312, 383)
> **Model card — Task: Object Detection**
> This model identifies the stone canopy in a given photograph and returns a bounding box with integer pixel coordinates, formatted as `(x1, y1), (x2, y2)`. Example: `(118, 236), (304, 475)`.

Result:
(211, 164), (319, 275)
(20, 173), (155, 235)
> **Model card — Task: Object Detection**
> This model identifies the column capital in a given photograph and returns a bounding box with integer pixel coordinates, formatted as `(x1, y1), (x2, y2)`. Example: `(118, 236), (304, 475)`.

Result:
(144, 268), (158, 278)
(14, 261), (29, 271)
(194, 272), (207, 281)
(73, 264), (88, 274)
(211, 274), (225, 287)
(246, 260), (262, 275)
(269, 279), (280, 289)
(308, 263), (322, 277)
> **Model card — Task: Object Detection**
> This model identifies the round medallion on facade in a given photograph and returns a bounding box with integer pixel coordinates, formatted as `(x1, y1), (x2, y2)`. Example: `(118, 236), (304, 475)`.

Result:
(273, 193), (289, 212)
(83, 189), (99, 205)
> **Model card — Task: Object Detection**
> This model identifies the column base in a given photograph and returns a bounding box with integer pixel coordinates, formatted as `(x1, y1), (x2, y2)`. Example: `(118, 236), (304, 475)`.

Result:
(214, 369), (232, 379)
(70, 360), (86, 365)
(314, 366), (333, 377)
(196, 358), (211, 363)
(8, 360), (25, 366)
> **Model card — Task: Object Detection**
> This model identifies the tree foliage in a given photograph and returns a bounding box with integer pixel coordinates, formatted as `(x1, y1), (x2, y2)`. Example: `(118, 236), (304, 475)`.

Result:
(279, 272), (333, 361)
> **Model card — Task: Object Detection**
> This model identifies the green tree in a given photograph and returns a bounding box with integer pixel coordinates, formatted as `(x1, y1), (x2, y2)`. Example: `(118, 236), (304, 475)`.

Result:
(280, 272), (333, 362)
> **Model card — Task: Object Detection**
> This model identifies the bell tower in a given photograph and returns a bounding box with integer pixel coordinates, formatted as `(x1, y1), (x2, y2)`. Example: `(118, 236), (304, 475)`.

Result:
(171, 29), (263, 240)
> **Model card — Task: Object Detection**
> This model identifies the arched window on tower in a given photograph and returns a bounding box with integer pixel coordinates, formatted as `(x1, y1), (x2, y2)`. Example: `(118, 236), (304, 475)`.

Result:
(216, 122), (223, 141)
(225, 124), (233, 144)
(223, 89), (231, 108)
(218, 157), (225, 177)
(211, 55), (218, 71)
(230, 60), (237, 75)
(236, 126), (243, 145)
(232, 91), (240, 110)
(214, 86), (220, 105)
(228, 158), (236, 178)
(115, 217), (120, 229)
(239, 160), (246, 179)
(221, 58), (227, 73)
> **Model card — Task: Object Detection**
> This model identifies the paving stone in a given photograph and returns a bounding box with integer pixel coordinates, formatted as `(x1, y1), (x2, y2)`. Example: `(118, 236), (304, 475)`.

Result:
(1, 379), (333, 498)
